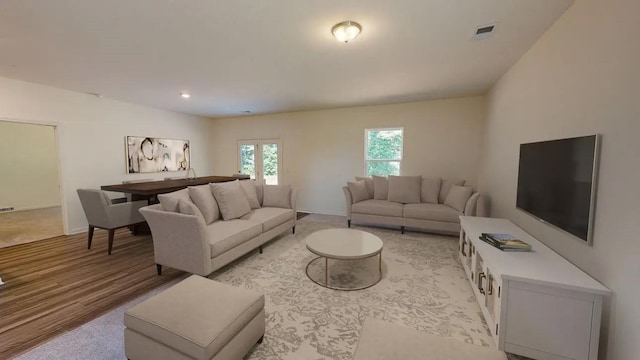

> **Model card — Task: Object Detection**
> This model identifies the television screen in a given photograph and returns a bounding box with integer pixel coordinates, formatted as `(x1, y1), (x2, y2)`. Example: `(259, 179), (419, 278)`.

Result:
(516, 135), (600, 244)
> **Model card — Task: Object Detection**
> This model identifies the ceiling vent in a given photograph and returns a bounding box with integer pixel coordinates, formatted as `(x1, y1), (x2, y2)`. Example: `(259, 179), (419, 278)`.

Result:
(472, 23), (496, 41)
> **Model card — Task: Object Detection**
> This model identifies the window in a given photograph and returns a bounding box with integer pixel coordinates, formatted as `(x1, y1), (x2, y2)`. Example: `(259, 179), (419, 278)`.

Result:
(365, 128), (403, 176)
(238, 139), (282, 185)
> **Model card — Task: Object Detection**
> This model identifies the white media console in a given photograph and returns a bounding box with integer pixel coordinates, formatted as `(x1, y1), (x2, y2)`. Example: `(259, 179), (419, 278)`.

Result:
(459, 216), (610, 360)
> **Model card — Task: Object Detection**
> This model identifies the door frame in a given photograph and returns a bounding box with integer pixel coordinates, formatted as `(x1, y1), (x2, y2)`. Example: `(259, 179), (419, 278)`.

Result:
(237, 138), (282, 185)
(0, 118), (67, 235)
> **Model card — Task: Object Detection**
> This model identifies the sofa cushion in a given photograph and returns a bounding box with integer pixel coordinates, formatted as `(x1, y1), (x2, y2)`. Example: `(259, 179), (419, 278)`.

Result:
(421, 177), (442, 204)
(210, 180), (252, 220)
(124, 275), (265, 360)
(263, 184), (291, 209)
(239, 180), (261, 209)
(241, 207), (294, 232)
(352, 199), (403, 217)
(355, 177), (374, 199)
(348, 180), (370, 204)
(255, 184), (263, 206)
(444, 185), (474, 212)
(372, 176), (389, 200)
(438, 179), (466, 204)
(188, 184), (220, 224)
(178, 199), (205, 221)
(158, 188), (192, 212)
(387, 176), (421, 204)
(403, 203), (462, 223)
(206, 219), (262, 257)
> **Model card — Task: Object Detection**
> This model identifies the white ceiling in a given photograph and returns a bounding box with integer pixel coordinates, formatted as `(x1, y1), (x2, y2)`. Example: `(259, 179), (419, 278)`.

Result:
(0, 0), (573, 118)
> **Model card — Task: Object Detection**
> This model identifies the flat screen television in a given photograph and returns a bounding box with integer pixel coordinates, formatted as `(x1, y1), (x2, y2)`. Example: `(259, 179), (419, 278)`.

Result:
(516, 135), (600, 245)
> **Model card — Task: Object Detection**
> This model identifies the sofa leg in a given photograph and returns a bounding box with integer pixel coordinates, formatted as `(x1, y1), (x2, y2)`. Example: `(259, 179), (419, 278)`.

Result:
(156, 264), (162, 276)
(259, 246), (263, 254)
(257, 335), (264, 344)
(401, 226), (405, 234)
(292, 226), (295, 234)
(348, 220), (351, 228)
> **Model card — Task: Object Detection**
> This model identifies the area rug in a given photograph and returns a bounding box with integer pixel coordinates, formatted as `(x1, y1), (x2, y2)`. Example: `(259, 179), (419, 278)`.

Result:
(17, 218), (499, 360)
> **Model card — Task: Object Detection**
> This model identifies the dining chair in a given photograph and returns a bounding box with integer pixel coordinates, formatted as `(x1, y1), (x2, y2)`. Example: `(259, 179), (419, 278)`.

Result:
(77, 189), (147, 254)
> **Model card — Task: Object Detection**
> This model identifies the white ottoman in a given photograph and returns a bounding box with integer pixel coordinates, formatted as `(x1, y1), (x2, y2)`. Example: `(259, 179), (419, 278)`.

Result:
(124, 275), (265, 360)
(354, 318), (507, 360)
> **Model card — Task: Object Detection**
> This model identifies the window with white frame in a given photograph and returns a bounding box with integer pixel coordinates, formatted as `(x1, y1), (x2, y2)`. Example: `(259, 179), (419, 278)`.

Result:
(365, 128), (403, 176)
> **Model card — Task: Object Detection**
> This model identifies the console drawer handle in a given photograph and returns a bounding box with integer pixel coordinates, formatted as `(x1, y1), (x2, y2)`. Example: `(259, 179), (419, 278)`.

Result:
(478, 272), (486, 295)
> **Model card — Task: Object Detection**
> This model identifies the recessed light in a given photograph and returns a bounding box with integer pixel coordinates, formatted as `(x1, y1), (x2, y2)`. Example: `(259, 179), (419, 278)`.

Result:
(180, 92), (191, 99)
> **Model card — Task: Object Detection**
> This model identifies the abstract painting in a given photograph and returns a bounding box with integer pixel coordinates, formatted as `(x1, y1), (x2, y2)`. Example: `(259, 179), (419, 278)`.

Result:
(125, 136), (190, 173)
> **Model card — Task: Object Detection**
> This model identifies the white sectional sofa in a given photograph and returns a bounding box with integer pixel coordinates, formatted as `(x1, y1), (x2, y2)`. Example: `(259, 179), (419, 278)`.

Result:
(343, 175), (486, 235)
(140, 179), (297, 276)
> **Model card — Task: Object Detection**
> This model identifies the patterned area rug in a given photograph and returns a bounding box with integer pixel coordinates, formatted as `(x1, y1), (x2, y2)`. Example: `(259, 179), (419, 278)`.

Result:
(17, 218), (512, 359)
(210, 219), (494, 359)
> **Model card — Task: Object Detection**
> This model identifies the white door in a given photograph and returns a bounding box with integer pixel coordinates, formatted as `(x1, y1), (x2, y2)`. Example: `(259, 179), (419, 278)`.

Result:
(238, 139), (282, 185)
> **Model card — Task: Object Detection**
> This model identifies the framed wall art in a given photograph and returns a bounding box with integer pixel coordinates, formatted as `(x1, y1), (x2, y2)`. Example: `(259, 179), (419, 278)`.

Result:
(125, 136), (190, 174)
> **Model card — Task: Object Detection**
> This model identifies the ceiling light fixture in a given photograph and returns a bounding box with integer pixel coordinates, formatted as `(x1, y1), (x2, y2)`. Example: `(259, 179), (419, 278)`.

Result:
(331, 21), (362, 43)
(180, 92), (191, 99)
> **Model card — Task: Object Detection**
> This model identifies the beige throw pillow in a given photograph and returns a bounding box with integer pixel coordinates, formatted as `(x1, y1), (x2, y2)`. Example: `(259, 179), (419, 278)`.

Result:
(348, 180), (369, 204)
(372, 176), (389, 200)
(387, 176), (422, 204)
(210, 180), (252, 220)
(178, 199), (205, 221)
(439, 179), (466, 204)
(444, 185), (474, 212)
(354, 177), (374, 199)
(263, 184), (292, 209)
(239, 180), (261, 209)
(421, 177), (442, 204)
(188, 185), (220, 224)
(158, 188), (192, 212)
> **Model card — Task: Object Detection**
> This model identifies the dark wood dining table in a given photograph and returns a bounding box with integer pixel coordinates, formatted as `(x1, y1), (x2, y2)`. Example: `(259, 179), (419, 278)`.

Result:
(101, 175), (238, 202)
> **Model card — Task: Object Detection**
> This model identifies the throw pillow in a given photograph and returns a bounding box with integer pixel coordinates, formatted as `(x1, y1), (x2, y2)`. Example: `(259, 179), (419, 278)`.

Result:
(263, 184), (292, 209)
(387, 176), (422, 204)
(372, 175), (389, 200)
(439, 179), (466, 204)
(444, 185), (474, 212)
(178, 199), (205, 221)
(354, 176), (374, 199)
(347, 180), (369, 204)
(158, 188), (192, 212)
(239, 180), (261, 209)
(210, 180), (252, 220)
(188, 184), (220, 224)
(421, 177), (442, 204)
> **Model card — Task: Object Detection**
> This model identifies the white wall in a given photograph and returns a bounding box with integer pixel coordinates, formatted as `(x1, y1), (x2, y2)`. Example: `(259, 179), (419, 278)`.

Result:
(0, 121), (61, 210)
(209, 96), (486, 215)
(478, 0), (640, 359)
(0, 76), (214, 234)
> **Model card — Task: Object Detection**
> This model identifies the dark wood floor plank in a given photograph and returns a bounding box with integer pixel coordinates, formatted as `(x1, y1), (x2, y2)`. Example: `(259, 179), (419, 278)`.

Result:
(0, 228), (184, 358)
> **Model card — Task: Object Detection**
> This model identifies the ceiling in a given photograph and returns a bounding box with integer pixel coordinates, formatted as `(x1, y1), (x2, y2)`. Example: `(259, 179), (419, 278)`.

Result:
(0, 0), (573, 118)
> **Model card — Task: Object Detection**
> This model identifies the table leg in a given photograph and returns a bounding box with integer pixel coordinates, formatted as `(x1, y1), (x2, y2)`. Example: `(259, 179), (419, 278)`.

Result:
(325, 257), (328, 286)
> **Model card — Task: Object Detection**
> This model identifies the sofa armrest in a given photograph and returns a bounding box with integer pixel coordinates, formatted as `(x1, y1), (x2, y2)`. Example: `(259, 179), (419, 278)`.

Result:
(463, 193), (488, 217)
(140, 204), (212, 276)
(342, 186), (353, 219)
(106, 200), (147, 228)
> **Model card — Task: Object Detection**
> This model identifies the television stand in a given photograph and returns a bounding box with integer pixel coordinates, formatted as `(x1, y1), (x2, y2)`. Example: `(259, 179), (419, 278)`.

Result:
(459, 216), (610, 360)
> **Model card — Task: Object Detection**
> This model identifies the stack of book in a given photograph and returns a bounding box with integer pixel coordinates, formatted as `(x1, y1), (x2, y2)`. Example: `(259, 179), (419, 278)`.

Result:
(479, 233), (532, 252)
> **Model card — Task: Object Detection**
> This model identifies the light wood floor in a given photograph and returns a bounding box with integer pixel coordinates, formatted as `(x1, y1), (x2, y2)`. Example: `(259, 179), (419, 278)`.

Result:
(0, 228), (184, 359)
(0, 207), (64, 249)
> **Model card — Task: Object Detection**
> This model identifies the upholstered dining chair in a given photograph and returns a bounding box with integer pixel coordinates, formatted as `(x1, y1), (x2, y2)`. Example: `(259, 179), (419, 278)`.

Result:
(77, 189), (147, 255)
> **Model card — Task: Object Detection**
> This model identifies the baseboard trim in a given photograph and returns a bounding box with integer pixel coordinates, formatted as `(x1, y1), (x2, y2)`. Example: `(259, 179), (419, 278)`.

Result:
(1, 204), (61, 213)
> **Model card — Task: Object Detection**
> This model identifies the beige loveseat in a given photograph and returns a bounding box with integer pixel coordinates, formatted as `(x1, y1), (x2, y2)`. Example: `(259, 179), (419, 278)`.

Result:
(343, 175), (486, 235)
(140, 180), (297, 276)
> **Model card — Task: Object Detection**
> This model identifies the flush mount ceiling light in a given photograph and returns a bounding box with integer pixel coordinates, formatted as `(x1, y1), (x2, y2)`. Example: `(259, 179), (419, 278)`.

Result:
(180, 92), (191, 99)
(331, 21), (362, 43)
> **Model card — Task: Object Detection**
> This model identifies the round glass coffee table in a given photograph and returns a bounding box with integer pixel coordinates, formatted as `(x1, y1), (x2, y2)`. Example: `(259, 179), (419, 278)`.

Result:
(305, 228), (383, 290)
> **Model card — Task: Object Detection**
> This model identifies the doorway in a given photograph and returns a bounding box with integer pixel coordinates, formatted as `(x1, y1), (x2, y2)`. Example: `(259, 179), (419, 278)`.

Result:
(0, 120), (63, 248)
(238, 139), (282, 185)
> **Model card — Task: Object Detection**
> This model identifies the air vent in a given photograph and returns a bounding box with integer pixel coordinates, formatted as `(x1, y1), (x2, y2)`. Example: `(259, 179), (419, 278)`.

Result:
(472, 23), (497, 41)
